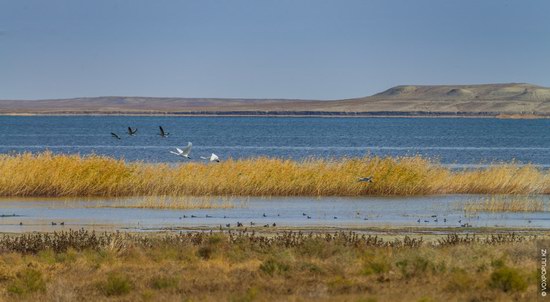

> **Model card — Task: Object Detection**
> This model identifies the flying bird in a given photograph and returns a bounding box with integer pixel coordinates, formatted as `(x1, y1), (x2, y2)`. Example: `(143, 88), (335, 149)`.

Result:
(200, 153), (220, 162)
(127, 127), (138, 136)
(170, 142), (192, 159)
(158, 126), (169, 137)
(357, 176), (373, 183)
(111, 132), (121, 140)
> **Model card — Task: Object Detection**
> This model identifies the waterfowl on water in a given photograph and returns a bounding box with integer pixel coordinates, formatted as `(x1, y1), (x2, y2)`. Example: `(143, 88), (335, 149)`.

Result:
(111, 132), (121, 140)
(127, 127), (138, 136)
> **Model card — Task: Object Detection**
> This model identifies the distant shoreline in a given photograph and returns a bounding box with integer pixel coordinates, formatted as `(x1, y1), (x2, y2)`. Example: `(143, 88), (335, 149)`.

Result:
(1, 111), (548, 119)
(2, 83), (550, 117)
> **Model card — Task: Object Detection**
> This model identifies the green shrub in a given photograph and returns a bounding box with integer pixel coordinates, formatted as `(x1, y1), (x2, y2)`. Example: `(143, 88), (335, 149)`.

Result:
(100, 272), (133, 296)
(363, 258), (390, 276)
(260, 258), (290, 276)
(489, 266), (527, 292)
(396, 256), (432, 278)
(490, 258), (506, 269)
(7, 268), (46, 296)
(150, 276), (179, 290)
(446, 269), (474, 291)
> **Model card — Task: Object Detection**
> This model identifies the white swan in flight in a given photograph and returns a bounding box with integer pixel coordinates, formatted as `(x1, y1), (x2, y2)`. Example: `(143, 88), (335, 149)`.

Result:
(170, 142), (192, 159)
(200, 153), (220, 162)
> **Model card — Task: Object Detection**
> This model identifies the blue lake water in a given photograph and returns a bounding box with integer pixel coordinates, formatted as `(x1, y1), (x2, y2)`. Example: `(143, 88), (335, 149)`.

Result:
(1, 195), (549, 232)
(0, 116), (549, 167)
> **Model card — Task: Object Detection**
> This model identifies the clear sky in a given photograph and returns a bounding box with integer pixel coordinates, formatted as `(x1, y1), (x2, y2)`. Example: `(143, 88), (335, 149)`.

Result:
(1, 0), (549, 100)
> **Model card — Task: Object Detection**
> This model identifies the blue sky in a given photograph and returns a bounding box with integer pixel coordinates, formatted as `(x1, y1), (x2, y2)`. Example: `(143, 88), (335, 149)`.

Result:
(1, 0), (549, 100)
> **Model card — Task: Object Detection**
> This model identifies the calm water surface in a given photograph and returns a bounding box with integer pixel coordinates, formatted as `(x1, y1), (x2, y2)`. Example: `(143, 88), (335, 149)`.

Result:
(0, 196), (548, 232)
(1, 116), (549, 232)
(1, 116), (549, 166)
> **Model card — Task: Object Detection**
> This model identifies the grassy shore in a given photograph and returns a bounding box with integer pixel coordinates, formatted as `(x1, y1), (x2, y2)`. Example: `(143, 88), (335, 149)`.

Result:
(0, 152), (549, 197)
(0, 230), (541, 301)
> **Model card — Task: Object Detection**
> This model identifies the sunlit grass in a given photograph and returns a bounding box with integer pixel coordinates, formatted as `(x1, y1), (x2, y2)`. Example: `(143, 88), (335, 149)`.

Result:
(463, 195), (546, 213)
(0, 152), (549, 197)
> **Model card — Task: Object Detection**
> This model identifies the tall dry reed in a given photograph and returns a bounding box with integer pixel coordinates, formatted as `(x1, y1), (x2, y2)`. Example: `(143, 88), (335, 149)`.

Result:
(0, 152), (548, 197)
(463, 195), (546, 212)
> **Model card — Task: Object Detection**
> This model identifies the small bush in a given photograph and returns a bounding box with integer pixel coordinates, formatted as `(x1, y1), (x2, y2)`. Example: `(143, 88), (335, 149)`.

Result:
(490, 258), (506, 269)
(446, 269), (474, 291)
(489, 266), (527, 292)
(7, 268), (46, 296)
(99, 273), (133, 296)
(150, 276), (179, 290)
(362, 257), (390, 276)
(260, 258), (290, 276)
(197, 245), (214, 260)
(396, 256), (432, 278)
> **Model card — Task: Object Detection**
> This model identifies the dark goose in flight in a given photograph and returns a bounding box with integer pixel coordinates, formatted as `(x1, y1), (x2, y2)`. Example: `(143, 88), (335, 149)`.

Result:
(159, 126), (169, 137)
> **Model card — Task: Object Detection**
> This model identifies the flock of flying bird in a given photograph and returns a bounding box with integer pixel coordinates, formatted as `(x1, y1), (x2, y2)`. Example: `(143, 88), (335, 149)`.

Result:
(110, 126), (220, 162)
(110, 126), (372, 181)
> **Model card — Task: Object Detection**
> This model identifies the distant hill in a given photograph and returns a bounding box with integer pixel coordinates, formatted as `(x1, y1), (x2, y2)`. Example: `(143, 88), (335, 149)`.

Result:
(1, 83), (549, 117)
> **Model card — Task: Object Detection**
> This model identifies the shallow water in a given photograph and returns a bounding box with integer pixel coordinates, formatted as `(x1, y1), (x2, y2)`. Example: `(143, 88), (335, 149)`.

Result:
(1, 195), (549, 233)
(1, 116), (550, 167)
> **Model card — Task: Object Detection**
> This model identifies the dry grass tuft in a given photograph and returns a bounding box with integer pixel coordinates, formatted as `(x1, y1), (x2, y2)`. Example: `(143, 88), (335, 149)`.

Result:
(0, 152), (549, 197)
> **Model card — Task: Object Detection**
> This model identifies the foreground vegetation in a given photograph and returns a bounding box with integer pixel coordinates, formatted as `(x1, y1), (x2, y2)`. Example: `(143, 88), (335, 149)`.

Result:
(0, 152), (549, 197)
(0, 230), (540, 301)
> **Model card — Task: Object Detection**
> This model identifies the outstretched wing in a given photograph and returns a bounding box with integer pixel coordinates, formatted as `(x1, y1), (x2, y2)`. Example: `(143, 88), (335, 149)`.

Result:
(169, 151), (180, 155)
(211, 153), (220, 162)
(180, 142), (192, 156)
(159, 126), (165, 136)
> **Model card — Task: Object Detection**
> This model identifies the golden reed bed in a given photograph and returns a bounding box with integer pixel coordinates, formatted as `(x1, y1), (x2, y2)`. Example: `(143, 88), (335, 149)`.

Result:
(0, 152), (549, 197)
